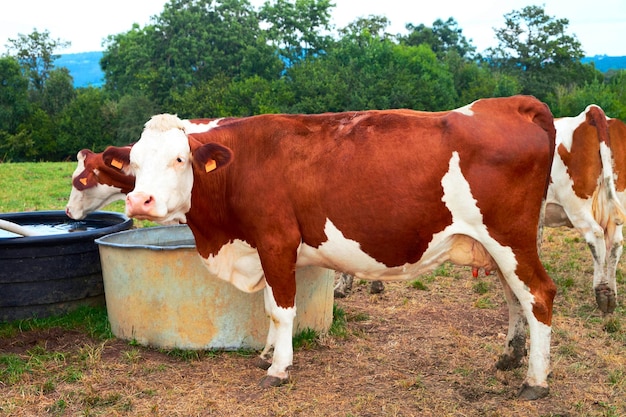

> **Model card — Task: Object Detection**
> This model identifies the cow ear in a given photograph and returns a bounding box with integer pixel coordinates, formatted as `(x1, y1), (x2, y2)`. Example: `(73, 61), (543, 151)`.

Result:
(192, 143), (233, 174)
(73, 171), (98, 190)
(77, 149), (92, 162)
(102, 145), (131, 172)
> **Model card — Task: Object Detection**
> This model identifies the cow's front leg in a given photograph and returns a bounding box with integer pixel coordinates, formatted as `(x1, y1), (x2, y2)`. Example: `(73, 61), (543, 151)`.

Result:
(258, 283), (296, 388)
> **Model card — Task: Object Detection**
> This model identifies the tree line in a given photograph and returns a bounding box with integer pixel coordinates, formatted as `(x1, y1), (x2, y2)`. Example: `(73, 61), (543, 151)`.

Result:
(1, 0), (625, 162)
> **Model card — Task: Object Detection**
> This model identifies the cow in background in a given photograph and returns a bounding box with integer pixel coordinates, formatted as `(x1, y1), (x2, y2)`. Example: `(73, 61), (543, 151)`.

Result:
(117, 96), (557, 399)
(544, 105), (626, 314)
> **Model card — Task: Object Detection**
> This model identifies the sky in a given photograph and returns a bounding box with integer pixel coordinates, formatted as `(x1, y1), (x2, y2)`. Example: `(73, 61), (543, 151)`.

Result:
(1, 0), (624, 57)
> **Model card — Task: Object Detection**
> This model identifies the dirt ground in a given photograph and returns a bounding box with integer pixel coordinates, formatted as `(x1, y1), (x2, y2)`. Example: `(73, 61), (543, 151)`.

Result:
(1, 227), (625, 416)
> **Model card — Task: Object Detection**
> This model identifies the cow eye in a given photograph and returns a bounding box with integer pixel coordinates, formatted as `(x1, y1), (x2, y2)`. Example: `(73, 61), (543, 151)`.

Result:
(176, 157), (183, 163)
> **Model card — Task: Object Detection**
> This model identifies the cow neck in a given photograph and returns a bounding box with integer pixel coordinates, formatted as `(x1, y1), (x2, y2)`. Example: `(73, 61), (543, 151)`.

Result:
(185, 172), (243, 257)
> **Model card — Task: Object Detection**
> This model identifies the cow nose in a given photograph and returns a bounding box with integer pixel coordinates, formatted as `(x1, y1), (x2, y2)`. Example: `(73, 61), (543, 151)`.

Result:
(126, 192), (155, 216)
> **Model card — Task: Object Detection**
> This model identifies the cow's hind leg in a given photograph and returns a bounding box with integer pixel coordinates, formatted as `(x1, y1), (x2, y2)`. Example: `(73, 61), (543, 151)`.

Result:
(253, 290), (276, 371)
(495, 272), (527, 370)
(597, 224), (622, 314)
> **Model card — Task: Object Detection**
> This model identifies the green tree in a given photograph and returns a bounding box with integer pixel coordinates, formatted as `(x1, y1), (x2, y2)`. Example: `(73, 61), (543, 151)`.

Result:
(259, 0), (334, 64)
(102, 0), (280, 107)
(401, 17), (476, 59)
(56, 88), (117, 158)
(101, 23), (160, 100)
(115, 94), (160, 145)
(284, 18), (457, 113)
(552, 78), (626, 119)
(485, 5), (595, 101)
(5, 29), (70, 100)
(0, 57), (31, 135)
(41, 67), (76, 117)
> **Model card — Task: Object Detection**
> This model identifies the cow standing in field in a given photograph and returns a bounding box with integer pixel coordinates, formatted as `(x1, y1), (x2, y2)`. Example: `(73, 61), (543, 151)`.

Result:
(544, 105), (626, 314)
(65, 118), (234, 220)
(107, 96), (557, 399)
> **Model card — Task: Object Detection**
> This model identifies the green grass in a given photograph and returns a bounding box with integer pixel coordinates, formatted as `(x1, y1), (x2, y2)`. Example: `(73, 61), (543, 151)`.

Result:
(0, 306), (113, 339)
(0, 306), (112, 388)
(0, 162), (77, 212)
(0, 161), (125, 213)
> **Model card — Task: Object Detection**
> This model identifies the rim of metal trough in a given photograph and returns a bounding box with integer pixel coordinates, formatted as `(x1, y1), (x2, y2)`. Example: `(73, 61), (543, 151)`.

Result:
(95, 224), (197, 251)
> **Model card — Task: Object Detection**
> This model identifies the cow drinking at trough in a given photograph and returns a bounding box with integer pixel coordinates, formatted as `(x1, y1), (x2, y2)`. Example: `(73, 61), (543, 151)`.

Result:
(544, 105), (626, 314)
(111, 95), (557, 399)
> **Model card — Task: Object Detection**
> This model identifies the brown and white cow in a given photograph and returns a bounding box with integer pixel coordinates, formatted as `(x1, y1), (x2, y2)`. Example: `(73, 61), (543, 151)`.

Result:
(109, 96), (557, 399)
(544, 105), (626, 314)
(65, 118), (234, 219)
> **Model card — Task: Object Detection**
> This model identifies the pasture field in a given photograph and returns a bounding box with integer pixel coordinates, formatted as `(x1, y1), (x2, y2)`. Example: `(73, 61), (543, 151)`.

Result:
(1, 162), (626, 416)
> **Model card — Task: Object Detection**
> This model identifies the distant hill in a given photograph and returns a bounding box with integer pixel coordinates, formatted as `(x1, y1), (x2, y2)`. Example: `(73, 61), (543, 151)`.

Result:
(55, 51), (626, 89)
(56, 51), (104, 88)
(581, 55), (626, 73)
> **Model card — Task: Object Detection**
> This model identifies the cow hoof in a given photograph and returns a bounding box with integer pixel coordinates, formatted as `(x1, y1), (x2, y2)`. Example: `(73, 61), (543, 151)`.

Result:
(495, 354), (522, 371)
(370, 280), (385, 294)
(252, 357), (271, 370)
(595, 284), (616, 315)
(517, 382), (549, 400)
(334, 288), (348, 298)
(259, 375), (288, 388)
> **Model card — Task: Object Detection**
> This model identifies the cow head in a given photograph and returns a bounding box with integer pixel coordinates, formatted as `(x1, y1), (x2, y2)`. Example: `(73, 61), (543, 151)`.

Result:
(125, 114), (232, 225)
(65, 146), (134, 220)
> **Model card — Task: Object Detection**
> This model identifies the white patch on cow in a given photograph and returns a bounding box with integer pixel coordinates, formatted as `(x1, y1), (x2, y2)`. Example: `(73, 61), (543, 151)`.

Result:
(182, 118), (223, 134)
(525, 320), (552, 387)
(553, 109), (593, 152)
(262, 285), (296, 380)
(199, 239), (266, 293)
(452, 101), (475, 116)
(297, 222), (390, 278)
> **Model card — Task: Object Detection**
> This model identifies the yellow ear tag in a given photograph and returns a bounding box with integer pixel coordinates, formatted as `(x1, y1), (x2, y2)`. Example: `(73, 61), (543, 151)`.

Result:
(111, 159), (123, 169)
(79, 177), (88, 186)
(205, 159), (217, 173)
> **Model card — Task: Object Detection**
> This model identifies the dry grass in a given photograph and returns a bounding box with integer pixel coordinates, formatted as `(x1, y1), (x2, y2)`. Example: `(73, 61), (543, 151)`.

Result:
(1, 226), (625, 416)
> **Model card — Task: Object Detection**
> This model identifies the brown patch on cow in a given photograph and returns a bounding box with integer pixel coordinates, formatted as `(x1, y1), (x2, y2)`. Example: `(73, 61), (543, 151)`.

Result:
(557, 124), (602, 199)
(609, 118), (626, 193)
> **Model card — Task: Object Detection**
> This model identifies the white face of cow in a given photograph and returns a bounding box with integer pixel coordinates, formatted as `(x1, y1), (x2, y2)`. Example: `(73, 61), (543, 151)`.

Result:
(125, 117), (194, 225)
(65, 151), (125, 220)
(66, 182), (124, 220)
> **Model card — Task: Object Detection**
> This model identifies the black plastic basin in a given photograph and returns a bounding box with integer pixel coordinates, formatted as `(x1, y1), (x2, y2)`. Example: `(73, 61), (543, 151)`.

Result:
(0, 211), (133, 322)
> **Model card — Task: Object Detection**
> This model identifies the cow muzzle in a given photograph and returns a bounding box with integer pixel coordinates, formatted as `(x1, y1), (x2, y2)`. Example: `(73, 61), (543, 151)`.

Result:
(126, 191), (158, 219)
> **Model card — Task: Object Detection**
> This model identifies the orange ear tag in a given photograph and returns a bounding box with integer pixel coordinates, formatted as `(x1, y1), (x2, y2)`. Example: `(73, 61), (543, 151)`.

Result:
(205, 159), (217, 172)
(79, 177), (88, 186)
(111, 159), (123, 169)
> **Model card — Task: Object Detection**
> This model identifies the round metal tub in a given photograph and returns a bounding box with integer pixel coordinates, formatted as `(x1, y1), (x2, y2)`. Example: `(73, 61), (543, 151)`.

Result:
(95, 225), (334, 350)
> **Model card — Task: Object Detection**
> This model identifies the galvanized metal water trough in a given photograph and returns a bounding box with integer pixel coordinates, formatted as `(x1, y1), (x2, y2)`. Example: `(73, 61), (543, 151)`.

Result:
(95, 225), (334, 350)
